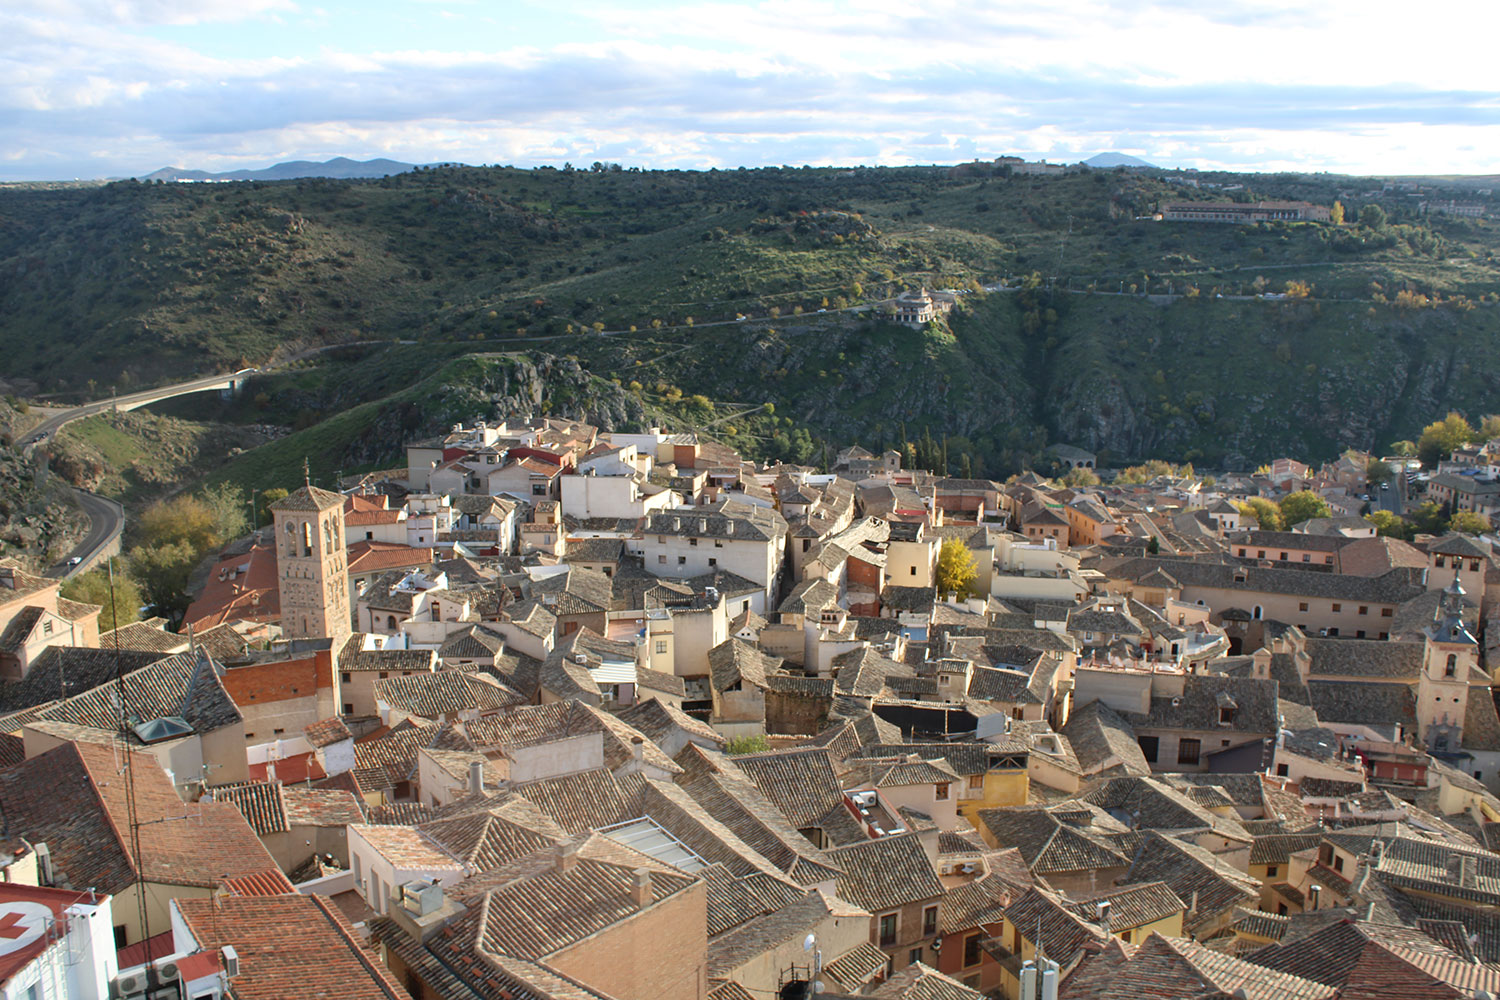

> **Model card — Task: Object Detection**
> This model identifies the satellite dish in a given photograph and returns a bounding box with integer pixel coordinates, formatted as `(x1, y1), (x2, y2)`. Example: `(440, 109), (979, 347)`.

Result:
(803, 933), (816, 953)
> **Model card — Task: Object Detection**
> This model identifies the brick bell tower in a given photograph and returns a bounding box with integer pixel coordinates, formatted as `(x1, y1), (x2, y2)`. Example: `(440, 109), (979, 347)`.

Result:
(270, 466), (350, 643)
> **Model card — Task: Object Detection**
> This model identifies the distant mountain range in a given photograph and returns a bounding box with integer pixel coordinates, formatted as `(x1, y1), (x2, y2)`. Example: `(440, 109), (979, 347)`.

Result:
(1084, 152), (1157, 169)
(138, 156), (435, 183)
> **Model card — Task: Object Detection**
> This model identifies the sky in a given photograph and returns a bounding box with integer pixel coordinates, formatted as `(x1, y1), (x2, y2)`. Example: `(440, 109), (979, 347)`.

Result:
(4, 0), (1500, 181)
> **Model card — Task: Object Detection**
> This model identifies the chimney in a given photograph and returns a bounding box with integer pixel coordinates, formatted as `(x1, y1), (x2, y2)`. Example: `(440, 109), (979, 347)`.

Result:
(1461, 855), (1478, 888)
(631, 736), (645, 763)
(469, 759), (484, 795)
(725, 521), (734, 535)
(672, 516), (681, 531)
(631, 868), (652, 908)
(1309, 884), (1321, 908)
(557, 840), (580, 873)
(1189, 890), (1198, 915)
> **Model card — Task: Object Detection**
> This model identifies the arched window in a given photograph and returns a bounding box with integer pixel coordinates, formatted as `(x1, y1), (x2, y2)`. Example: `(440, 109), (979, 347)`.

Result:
(1252, 605), (1263, 620)
(1446, 653), (1458, 677)
(387, 615), (397, 630)
(302, 522), (313, 557)
(324, 520), (333, 550)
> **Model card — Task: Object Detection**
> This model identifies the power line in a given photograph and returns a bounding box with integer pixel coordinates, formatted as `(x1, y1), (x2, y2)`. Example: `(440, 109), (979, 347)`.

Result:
(108, 558), (154, 966)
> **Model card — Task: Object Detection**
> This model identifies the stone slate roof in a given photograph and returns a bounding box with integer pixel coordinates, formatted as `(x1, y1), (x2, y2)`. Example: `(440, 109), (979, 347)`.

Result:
(1085, 776), (1249, 841)
(825, 833), (944, 911)
(643, 502), (787, 542)
(1072, 933), (1333, 1000)
(373, 670), (525, 719)
(852, 742), (1002, 777)
(732, 747), (861, 837)
(966, 665), (1041, 705)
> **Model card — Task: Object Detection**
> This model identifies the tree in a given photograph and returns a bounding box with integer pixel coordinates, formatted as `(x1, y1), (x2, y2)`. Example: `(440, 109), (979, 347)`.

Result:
(199, 483), (249, 544)
(1480, 414), (1500, 441)
(1417, 411), (1476, 467)
(935, 537), (978, 597)
(725, 735), (769, 755)
(1449, 511), (1492, 535)
(1236, 497), (1283, 531)
(259, 487), (289, 524)
(1330, 201), (1345, 225)
(60, 566), (141, 632)
(137, 496), (221, 552)
(1389, 440), (1416, 458)
(1359, 204), (1387, 229)
(1408, 501), (1448, 535)
(1280, 490), (1332, 527)
(1059, 466), (1099, 488)
(1365, 510), (1410, 539)
(1365, 458), (1394, 485)
(127, 542), (198, 617)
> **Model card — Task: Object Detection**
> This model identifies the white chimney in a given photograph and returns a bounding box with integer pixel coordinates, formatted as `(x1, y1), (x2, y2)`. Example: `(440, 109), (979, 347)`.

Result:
(469, 760), (484, 794)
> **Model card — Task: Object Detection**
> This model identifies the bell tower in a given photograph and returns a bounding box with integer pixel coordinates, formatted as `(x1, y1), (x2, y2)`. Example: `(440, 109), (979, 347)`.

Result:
(270, 477), (350, 643)
(1418, 577), (1477, 751)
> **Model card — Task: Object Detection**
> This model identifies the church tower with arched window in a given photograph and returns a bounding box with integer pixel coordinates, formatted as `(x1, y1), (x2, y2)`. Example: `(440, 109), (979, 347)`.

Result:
(1418, 576), (1478, 751)
(270, 482), (350, 643)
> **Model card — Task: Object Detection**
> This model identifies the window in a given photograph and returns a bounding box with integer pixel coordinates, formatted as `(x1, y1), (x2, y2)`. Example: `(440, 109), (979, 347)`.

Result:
(923, 905), (938, 936)
(708, 558), (717, 567)
(1381, 607), (1392, 617)
(658, 555), (667, 564)
(379, 672), (389, 679)
(677, 556), (687, 565)
(114, 925), (129, 950)
(655, 640), (668, 655)
(1333, 855), (1344, 873)
(1299, 602), (1309, 612)
(1331, 603), (1342, 613)
(343, 703), (354, 714)
(688, 537), (698, 546)
(1302, 554), (1310, 563)
(1327, 628), (1339, 636)
(910, 566), (917, 576)
(879, 913), (898, 947)
(273, 728), (285, 735)
(909, 948), (924, 966)
(1324, 555), (1334, 565)
(1266, 864), (1279, 877)
(1446, 653), (1457, 677)
(1219, 707), (1234, 725)
(1279, 551), (1288, 560)
(302, 522), (313, 557)
(1138, 736), (1159, 763)
(968, 774), (983, 790)
(1276, 763), (1289, 777)
(964, 933), (982, 968)
(1257, 550), (1266, 558)
(935, 782), (950, 801)
(1356, 630), (1365, 638)
(1358, 605), (1368, 616)
(1277, 903), (1288, 915)
(1178, 738), (1201, 766)
(341, 672), (351, 683)
(1237, 548), (1246, 557)
(42, 620), (52, 636)
(366, 531), (373, 540)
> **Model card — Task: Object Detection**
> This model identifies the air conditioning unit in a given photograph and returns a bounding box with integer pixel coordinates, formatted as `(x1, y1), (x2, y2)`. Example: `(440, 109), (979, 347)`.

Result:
(960, 862), (977, 874)
(155, 961), (181, 983)
(574, 654), (589, 664)
(115, 971), (149, 996)
(222, 945), (239, 979)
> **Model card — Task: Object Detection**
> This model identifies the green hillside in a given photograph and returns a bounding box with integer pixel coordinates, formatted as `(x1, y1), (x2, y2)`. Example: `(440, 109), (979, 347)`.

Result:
(4, 161), (1500, 480)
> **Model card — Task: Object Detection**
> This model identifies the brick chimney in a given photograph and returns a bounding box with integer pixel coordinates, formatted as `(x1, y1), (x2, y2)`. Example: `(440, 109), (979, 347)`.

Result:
(557, 840), (580, 873)
(631, 736), (645, 763)
(631, 868), (652, 908)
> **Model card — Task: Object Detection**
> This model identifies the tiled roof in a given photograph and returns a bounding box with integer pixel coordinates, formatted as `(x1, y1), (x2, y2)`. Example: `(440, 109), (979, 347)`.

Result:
(1000, 884), (1110, 966)
(1127, 673), (1279, 735)
(0, 646), (167, 712)
(732, 747), (853, 830)
(1304, 637), (1423, 680)
(99, 621), (190, 654)
(1059, 699), (1150, 776)
(1308, 680), (1417, 729)
(373, 669), (524, 719)
(0, 740), (282, 895)
(511, 768), (635, 835)
(708, 638), (780, 692)
(177, 893), (407, 1000)
(1085, 776), (1250, 841)
(825, 833), (943, 911)
(210, 781), (289, 835)
(31, 649), (241, 735)
(351, 824), (465, 871)
(303, 716), (352, 748)
(977, 806), (1130, 874)
(269, 485), (346, 512)
(616, 697), (724, 750)
(420, 798), (566, 871)
(1064, 880), (1185, 931)
(869, 962), (983, 1000)
(283, 786), (365, 827)
(1119, 832), (1259, 936)
(1084, 932), (1334, 1000)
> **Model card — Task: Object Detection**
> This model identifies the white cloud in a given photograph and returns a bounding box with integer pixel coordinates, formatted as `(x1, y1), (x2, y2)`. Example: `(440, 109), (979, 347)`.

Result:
(3, 0), (1499, 179)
